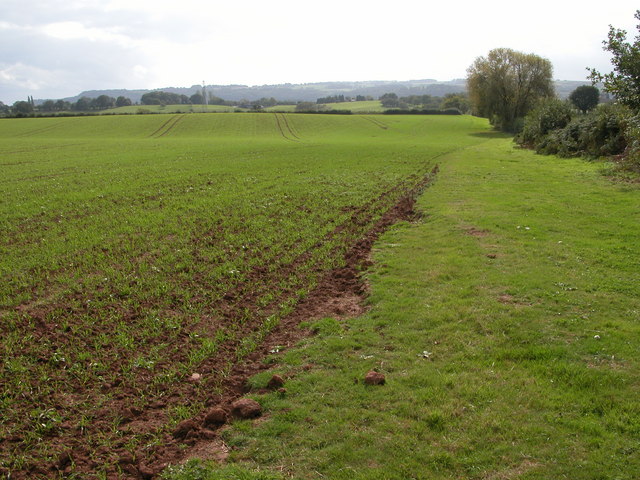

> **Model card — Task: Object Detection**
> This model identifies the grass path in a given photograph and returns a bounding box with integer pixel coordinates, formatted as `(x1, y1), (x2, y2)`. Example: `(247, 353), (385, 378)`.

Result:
(170, 135), (640, 479)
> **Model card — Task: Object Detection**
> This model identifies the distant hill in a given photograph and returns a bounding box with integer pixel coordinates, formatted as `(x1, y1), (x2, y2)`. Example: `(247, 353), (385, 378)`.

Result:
(53, 79), (592, 104)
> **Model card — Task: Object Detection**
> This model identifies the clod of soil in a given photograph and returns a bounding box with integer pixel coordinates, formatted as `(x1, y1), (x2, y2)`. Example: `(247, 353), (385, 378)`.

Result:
(173, 419), (198, 439)
(118, 453), (134, 465)
(364, 370), (386, 385)
(57, 452), (72, 470)
(231, 398), (262, 419)
(203, 407), (228, 427)
(138, 463), (156, 480)
(267, 374), (285, 389)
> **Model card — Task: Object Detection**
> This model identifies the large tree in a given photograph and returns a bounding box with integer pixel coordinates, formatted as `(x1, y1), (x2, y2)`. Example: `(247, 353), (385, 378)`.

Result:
(467, 48), (554, 131)
(91, 95), (115, 110)
(12, 100), (34, 115)
(569, 85), (600, 113)
(589, 10), (640, 111)
(115, 96), (132, 107)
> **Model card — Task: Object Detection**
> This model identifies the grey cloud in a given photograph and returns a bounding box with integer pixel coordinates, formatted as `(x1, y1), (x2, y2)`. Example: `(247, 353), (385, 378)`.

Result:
(0, 23), (146, 102)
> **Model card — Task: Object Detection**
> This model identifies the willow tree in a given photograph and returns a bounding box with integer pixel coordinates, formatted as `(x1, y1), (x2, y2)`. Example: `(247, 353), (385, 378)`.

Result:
(467, 48), (554, 132)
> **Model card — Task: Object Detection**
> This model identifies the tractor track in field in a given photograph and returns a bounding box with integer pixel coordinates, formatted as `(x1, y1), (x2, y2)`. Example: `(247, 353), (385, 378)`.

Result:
(148, 114), (185, 138)
(279, 113), (300, 139)
(362, 116), (389, 130)
(273, 113), (299, 142)
(16, 123), (64, 137)
(1, 161), (440, 479)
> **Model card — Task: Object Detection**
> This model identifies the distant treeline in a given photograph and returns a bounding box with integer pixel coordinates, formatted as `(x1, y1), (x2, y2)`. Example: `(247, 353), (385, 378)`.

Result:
(383, 109), (462, 115)
(1, 90), (470, 117)
(377, 93), (469, 112)
(140, 90), (294, 109)
(3, 95), (134, 116)
(316, 94), (373, 104)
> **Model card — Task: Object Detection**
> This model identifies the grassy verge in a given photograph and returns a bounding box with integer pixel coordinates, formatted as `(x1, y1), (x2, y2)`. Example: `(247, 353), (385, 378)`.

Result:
(174, 135), (640, 479)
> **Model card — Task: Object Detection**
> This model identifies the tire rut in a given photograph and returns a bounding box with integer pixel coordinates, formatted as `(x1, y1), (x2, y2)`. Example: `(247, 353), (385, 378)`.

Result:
(148, 114), (184, 138)
(273, 113), (298, 142)
(362, 116), (389, 130)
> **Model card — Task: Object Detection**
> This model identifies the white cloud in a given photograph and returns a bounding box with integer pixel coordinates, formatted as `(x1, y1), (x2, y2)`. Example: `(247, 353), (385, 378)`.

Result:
(40, 21), (131, 46)
(0, 0), (638, 102)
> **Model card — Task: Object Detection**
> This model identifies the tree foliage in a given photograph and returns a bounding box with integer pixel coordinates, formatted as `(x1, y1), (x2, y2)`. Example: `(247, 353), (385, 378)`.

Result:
(141, 91), (188, 105)
(440, 93), (470, 113)
(189, 92), (205, 104)
(379, 93), (399, 108)
(569, 85), (600, 113)
(12, 100), (33, 115)
(467, 48), (554, 131)
(516, 98), (575, 148)
(116, 96), (132, 107)
(589, 10), (640, 111)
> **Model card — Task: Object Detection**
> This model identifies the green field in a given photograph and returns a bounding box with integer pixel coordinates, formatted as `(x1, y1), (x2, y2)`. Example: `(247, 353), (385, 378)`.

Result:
(0, 113), (488, 478)
(265, 101), (383, 113)
(263, 104), (296, 112)
(3, 112), (638, 479)
(323, 100), (383, 112)
(104, 104), (241, 114)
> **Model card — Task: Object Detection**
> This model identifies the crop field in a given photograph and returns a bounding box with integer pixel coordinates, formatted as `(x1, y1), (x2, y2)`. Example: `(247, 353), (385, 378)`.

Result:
(104, 104), (240, 114)
(264, 101), (383, 113)
(0, 113), (488, 478)
(323, 100), (383, 112)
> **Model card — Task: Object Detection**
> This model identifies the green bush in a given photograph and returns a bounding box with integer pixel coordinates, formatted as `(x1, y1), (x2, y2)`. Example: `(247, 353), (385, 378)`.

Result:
(578, 103), (630, 157)
(516, 99), (575, 149)
(518, 102), (631, 160)
(620, 114), (640, 172)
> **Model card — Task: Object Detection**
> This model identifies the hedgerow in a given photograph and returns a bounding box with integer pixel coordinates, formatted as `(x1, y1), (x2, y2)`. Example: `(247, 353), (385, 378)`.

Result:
(516, 100), (635, 171)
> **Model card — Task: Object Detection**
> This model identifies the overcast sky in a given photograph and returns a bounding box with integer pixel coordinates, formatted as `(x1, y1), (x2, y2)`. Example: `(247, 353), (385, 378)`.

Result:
(1, 0), (638, 103)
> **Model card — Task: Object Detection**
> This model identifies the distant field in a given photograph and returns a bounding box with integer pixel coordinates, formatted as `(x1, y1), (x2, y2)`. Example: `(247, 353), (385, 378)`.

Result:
(265, 101), (383, 113)
(263, 104), (296, 112)
(324, 100), (383, 112)
(103, 104), (241, 114)
(0, 113), (488, 477)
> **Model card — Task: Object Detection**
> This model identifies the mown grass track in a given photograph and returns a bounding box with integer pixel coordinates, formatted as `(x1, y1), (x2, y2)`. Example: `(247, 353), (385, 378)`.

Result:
(0, 113), (489, 478)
